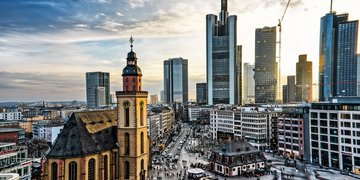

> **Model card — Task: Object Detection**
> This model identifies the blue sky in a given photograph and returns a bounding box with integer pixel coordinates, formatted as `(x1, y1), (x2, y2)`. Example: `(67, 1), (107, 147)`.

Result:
(0, 0), (359, 102)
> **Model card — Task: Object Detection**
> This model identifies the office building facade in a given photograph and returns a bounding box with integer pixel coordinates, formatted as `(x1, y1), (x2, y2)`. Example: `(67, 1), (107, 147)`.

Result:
(309, 97), (360, 174)
(296, 55), (313, 102)
(206, 0), (242, 105)
(283, 76), (296, 103)
(254, 27), (277, 103)
(196, 83), (207, 105)
(163, 58), (188, 104)
(86, 72), (110, 109)
(243, 63), (255, 104)
(319, 12), (358, 101)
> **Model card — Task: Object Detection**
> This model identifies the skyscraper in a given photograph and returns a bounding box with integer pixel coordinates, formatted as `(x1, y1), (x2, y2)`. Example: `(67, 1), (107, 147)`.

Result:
(86, 71), (110, 109)
(254, 26), (277, 103)
(296, 54), (312, 102)
(196, 83), (207, 105)
(243, 63), (255, 104)
(319, 12), (358, 101)
(150, 94), (158, 104)
(206, 0), (242, 105)
(285, 75), (296, 103)
(163, 58), (188, 104)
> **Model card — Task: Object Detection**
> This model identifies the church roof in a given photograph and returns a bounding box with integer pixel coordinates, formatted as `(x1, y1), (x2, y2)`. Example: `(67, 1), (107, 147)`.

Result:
(47, 110), (118, 158)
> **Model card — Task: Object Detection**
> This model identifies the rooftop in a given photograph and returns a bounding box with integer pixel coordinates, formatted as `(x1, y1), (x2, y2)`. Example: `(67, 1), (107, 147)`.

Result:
(214, 139), (261, 156)
(0, 128), (24, 133)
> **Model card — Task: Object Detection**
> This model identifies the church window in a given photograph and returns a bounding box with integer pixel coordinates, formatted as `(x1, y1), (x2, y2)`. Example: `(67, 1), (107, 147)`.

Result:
(125, 161), (130, 179)
(133, 78), (135, 82)
(69, 161), (77, 180)
(140, 101), (144, 126)
(51, 162), (58, 180)
(104, 155), (108, 179)
(123, 101), (130, 127)
(141, 132), (144, 154)
(141, 159), (144, 170)
(88, 159), (95, 180)
(125, 133), (130, 155)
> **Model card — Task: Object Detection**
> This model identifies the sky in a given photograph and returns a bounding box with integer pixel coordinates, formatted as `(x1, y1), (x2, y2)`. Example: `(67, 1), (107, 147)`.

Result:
(0, 0), (359, 102)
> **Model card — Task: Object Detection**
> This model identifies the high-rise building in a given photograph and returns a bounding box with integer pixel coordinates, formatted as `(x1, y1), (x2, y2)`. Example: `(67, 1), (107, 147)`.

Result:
(150, 94), (158, 104)
(163, 58), (188, 104)
(319, 12), (358, 101)
(243, 63), (255, 104)
(196, 83), (207, 105)
(254, 26), (277, 103)
(282, 85), (288, 103)
(358, 54), (360, 96)
(286, 76), (296, 103)
(86, 71), (110, 109)
(296, 55), (313, 102)
(206, 0), (242, 105)
(160, 90), (164, 102)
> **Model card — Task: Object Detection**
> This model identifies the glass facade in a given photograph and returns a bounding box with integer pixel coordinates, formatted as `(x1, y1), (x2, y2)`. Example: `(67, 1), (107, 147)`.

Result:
(254, 27), (277, 103)
(86, 72), (110, 109)
(206, 0), (241, 105)
(163, 58), (188, 104)
(296, 55), (312, 102)
(196, 83), (207, 104)
(319, 12), (358, 101)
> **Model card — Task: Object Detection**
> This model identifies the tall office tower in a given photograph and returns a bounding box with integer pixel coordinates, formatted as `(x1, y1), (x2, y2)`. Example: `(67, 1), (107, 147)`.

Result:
(163, 58), (188, 104)
(286, 76), (296, 103)
(150, 94), (158, 104)
(319, 12), (358, 101)
(254, 26), (277, 103)
(296, 54), (313, 102)
(282, 85), (288, 103)
(86, 71), (110, 109)
(243, 63), (255, 104)
(358, 54), (360, 96)
(160, 90), (164, 102)
(206, 0), (242, 105)
(196, 83), (207, 105)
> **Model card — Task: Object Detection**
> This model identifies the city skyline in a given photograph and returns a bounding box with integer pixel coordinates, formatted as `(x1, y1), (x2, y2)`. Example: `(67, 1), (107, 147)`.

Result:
(1, 0), (360, 101)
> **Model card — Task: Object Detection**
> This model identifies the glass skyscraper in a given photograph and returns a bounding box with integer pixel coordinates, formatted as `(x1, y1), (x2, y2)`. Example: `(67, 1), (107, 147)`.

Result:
(319, 12), (358, 101)
(206, 0), (242, 105)
(296, 54), (313, 102)
(254, 26), (277, 103)
(163, 58), (188, 104)
(86, 72), (110, 109)
(196, 83), (207, 105)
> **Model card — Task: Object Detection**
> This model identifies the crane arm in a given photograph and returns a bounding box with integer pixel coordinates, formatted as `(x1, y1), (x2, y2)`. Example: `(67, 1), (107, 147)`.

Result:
(279, 0), (291, 26)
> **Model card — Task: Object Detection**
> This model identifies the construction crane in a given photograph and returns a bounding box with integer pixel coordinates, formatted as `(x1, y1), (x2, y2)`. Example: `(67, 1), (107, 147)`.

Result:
(277, 0), (291, 103)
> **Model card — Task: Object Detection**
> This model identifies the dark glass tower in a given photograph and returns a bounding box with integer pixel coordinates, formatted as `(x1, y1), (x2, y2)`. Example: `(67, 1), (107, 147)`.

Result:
(86, 72), (110, 109)
(206, 0), (242, 105)
(254, 26), (277, 103)
(163, 58), (188, 104)
(196, 83), (207, 105)
(319, 12), (358, 101)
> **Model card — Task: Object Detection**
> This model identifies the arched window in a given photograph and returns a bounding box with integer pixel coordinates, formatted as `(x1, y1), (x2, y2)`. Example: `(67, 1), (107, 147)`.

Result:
(88, 159), (95, 180)
(133, 78), (136, 82)
(124, 161), (130, 179)
(126, 78), (128, 82)
(138, 78), (141, 82)
(141, 159), (144, 170)
(125, 133), (130, 155)
(69, 161), (77, 180)
(104, 155), (108, 179)
(140, 132), (144, 154)
(51, 162), (58, 180)
(140, 101), (144, 126)
(139, 86), (141, 91)
(123, 101), (130, 127)
(133, 86), (136, 91)
(114, 152), (118, 179)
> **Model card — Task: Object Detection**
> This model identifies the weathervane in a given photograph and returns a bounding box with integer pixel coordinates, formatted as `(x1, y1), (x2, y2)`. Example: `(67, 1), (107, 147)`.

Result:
(129, 36), (134, 51)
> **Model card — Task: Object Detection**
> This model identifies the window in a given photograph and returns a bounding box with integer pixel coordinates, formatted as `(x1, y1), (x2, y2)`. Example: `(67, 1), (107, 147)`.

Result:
(141, 132), (144, 154)
(104, 155), (108, 179)
(126, 78), (128, 82)
(52, 162), (58, 180)
(341, 114), (351, 119)
(69, 161), (77, 180)
(125, 133), (130, 155)
(140, 101), (144, 126)
(141, 159), (144, 170)
(88, 159), (95, 180)
(133, 78), (135, 82)
(125, 161), (130, 179)
(123, 101), (130, 127)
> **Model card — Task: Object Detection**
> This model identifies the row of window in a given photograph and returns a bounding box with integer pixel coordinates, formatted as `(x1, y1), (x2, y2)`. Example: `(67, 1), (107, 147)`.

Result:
(51, 157), (145, 180)
(123, 101), (145, 127)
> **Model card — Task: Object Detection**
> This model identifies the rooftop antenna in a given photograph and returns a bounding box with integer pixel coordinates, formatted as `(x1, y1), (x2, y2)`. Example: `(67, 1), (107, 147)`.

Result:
(330, 0), (333, 12)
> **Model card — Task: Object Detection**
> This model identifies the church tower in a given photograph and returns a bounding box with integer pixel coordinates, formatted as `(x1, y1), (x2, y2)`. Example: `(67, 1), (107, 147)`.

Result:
(117, 37), (149, 180)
